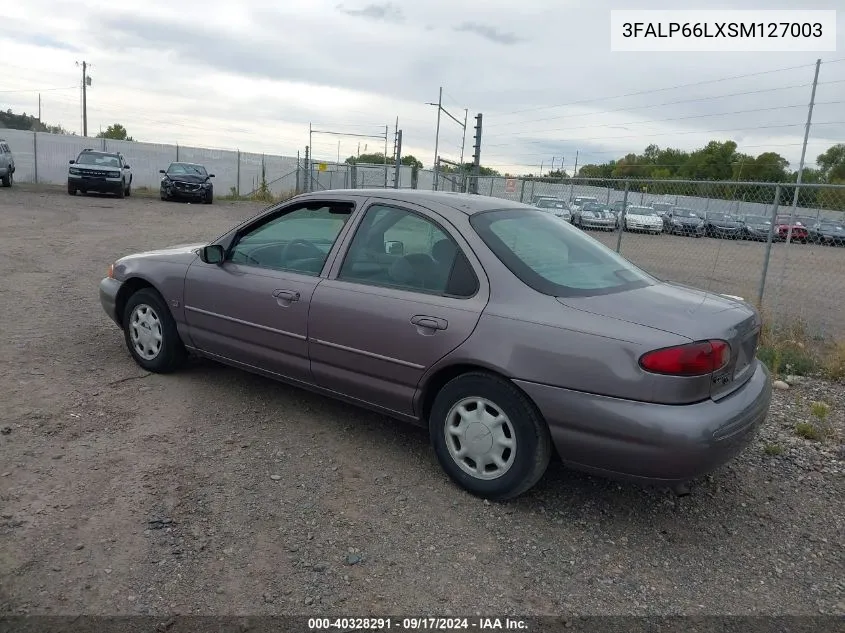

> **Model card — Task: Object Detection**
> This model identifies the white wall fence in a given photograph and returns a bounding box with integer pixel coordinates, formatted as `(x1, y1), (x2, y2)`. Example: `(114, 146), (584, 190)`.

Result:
(2, 129), (843, 222)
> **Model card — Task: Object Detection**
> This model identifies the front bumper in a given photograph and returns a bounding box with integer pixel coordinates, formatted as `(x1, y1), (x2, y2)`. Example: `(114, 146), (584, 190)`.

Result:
(163, 183), (210, 199)
(627, 222), (663, 232)
(670, 223), (705, 235)
(99, 277), (123, 326)
(581, 219), (616, 229)
(69, 174), (123, 192)
(515, 360), (772, 485)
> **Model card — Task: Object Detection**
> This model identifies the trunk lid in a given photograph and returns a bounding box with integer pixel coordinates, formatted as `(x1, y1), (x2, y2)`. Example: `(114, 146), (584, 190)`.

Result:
(557, 281), (761, 399)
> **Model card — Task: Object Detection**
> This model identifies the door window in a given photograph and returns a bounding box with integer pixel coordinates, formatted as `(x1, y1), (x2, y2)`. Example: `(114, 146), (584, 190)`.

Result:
(338, 204), (478, 297)
(229, 202), (353, 275)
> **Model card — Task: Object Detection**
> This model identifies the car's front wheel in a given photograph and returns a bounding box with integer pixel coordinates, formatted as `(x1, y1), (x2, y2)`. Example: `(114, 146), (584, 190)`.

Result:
(429, 372), (552, 501)
(122, 288), (186, 373)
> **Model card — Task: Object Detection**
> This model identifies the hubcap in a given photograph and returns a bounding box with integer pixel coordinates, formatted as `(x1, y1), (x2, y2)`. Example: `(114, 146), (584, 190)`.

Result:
(129, 304), (163, 360)
(444, 397), (516, 480)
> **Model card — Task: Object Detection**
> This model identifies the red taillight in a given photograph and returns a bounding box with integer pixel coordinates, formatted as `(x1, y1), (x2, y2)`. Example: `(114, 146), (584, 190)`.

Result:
(639, 340), (731, 377)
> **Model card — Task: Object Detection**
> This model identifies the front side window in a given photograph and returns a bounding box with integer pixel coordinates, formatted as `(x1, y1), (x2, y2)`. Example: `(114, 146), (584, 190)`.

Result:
(338, 204), (478, 297)
(471, 208), (655, 297)
(228, 202), (353, 275)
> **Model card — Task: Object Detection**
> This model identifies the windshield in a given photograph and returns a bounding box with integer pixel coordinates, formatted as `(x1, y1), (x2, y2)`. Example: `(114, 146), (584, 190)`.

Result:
(673, 209), (699, 218)
(574, 198), (597, 205)
(76, 152), (120, 167)
(744, 215), (770, 224)
(167, 162), (208, 176)
(709, 213), (735, 221)
(536, 199), (566, 209)
(470, 208), (655, 297)
(626, 207), (657, 216)
(820, 223), (844, 230)
(582, 204), (612, 213)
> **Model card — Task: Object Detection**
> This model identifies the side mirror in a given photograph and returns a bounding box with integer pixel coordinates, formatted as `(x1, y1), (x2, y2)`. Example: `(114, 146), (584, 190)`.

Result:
(209, 174), (215, 178)
(199, 245), (225, 265)
(159, 169), (166, 174)
(69, 160), (75, 164)
(385, 240), (404, 255)
(123, 164), (131, 169)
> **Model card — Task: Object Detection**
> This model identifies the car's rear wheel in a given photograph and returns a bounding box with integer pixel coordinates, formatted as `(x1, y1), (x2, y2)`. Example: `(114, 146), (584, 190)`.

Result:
(429, 372), (552, 501)
(122, 288), (186, 373)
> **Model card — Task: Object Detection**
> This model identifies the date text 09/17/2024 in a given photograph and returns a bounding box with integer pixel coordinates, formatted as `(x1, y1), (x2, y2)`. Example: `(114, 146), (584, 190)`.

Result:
(308, 617), (529, 630)
(621, 21), (824, 39)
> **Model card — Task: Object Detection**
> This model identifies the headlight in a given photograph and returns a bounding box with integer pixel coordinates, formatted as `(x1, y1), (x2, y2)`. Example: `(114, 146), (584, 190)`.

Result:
(69, 167), (80, 175)
(109, 171), (120, 178)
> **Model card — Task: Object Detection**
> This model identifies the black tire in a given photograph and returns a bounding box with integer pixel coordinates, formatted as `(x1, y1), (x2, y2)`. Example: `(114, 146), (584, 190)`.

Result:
(429, 372), (552, 501)
(125, 181), (131, 197)
(67, 184), (76, 195)
(2, 171), (11, 187)
(204, 191), (213, 205)
(122, 288), (186, 373)
(116, 184), (125, 199)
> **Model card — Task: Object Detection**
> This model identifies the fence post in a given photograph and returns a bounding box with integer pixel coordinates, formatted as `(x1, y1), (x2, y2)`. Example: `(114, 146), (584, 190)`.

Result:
(33, 132), (38, 184)
(606, 186), (611, 204)
(519, 179), (526, 203)
(757, 184), (781, 308)
(176, 144), (180, 161)
(295, 151), (300, 194)
(236, 149), (241, 197)
(489, 178), (494, 196)
(615, 180), (630, 253)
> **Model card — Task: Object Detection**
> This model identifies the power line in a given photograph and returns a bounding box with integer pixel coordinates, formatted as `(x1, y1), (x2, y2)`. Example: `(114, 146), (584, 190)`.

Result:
(488, 57), (845, 120)
(483, 79), (845, 132)
(0, 85), (77, 94)
(482, 101), (845, 148)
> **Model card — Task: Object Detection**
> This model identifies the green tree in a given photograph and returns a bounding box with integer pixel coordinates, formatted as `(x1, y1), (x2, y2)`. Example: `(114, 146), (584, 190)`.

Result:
(96, 123), (134, 141)
(817, 144), (845, 182)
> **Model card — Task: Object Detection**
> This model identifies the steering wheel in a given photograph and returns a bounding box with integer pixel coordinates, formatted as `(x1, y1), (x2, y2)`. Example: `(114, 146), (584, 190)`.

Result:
(281, 238), (323, 265)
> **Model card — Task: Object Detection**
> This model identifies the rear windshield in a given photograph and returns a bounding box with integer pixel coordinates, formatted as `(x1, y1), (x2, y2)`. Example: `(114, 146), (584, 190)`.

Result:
(673, 209), (699, 218)
(536, 198), (566, 209)
(470, 208), (655, 297)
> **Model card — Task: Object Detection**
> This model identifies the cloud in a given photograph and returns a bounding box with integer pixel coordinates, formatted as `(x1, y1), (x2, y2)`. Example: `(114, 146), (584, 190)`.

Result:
(453, 22), (523, 45)
(2, 0), (843, 175)
(337, 2), (404, 23)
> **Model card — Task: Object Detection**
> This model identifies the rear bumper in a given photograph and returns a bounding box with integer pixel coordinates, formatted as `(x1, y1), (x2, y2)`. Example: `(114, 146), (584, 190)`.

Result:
(99, 277), (123, 327)
(515, 360), (772, 485)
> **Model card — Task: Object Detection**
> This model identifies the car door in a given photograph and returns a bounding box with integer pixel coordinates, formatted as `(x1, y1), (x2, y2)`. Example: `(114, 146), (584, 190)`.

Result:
(307, 200), (489, 417)
(183, 199), (356, 383)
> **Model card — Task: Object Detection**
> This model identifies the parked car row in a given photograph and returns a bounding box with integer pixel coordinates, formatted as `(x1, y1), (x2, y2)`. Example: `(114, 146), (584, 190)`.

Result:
(533, 195), (845, 245)
(64, 148), (215, 203)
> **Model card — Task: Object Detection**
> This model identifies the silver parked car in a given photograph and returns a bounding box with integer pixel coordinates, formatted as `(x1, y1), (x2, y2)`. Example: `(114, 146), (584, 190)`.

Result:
(534, 197), (571, 222)
(99, 190), (772, 500)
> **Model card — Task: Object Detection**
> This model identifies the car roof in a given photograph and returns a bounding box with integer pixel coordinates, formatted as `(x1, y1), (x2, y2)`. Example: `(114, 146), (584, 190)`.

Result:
(296, 189), (531, 217)
(170, 161), (205, 167)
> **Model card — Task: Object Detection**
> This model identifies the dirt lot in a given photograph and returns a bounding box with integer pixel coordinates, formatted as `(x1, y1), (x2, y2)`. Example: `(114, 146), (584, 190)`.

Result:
(1, 186), (844, 617)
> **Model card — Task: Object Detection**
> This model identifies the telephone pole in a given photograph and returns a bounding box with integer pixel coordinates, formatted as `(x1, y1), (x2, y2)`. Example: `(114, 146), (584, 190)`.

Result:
(76, 61), (90, 137)
(427, 87), (467, 191)
(470, 113), (483, 194)
(38, 93), (41, 122)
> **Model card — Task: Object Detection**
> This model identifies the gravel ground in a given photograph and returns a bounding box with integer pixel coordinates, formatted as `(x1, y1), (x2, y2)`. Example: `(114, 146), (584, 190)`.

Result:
(0, 186), (843, 617)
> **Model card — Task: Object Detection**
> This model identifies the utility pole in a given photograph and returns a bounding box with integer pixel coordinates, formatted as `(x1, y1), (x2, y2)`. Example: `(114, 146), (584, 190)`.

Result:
(76, 61), (90, 137)
(38, 93), (41, 123)
(430, 87), (442, 190)
(427, 87), (467, 191)
(568, 150), (579, 201)
(394, 130), (402, 189)
(470, 113), (482, 194)
(785, 58), (821, 245)
(459, 108), (468, 191)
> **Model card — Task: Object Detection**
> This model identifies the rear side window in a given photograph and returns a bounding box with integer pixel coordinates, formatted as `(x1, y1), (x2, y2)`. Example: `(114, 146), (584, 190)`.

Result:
(471, 208), (654, 297)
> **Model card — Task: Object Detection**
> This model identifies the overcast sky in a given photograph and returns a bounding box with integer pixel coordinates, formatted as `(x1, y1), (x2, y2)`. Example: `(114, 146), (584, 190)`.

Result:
(3, 0), (844, 174)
